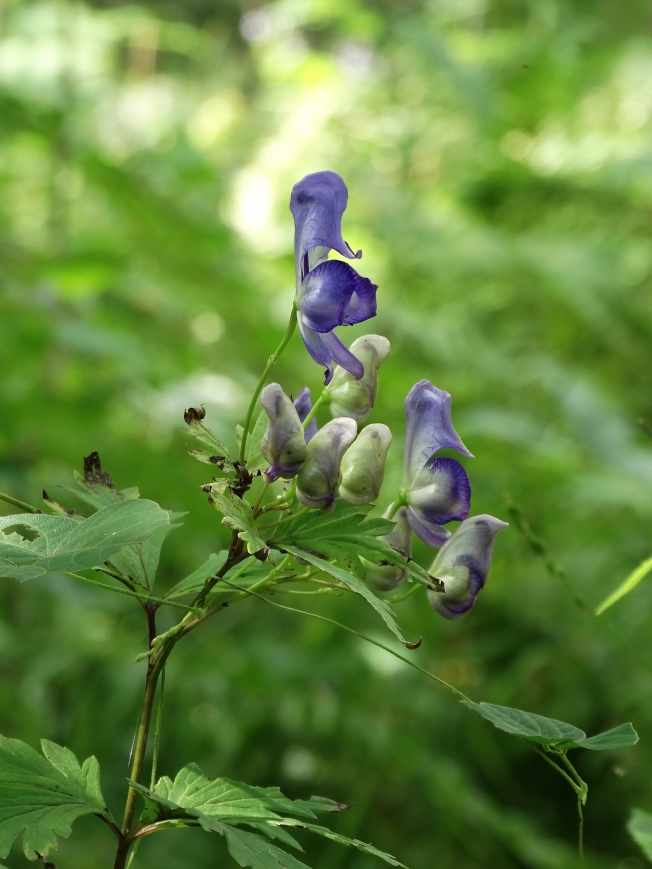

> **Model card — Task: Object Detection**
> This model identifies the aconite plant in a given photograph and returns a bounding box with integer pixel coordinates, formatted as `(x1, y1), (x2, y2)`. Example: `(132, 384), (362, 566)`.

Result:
(0, 172), (639, 868)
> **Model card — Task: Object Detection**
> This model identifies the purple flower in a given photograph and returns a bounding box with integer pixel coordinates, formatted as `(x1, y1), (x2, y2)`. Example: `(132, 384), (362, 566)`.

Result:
(427, 515), (508, 619)
(290, 171), (378, 385)
(402, 380), (473, 547)
(260, 384), (308, 482)
(293, 387), (318, 443)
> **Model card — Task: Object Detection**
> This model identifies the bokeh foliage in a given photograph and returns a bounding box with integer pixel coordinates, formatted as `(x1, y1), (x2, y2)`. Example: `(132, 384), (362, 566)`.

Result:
(1, 0), (652, 866)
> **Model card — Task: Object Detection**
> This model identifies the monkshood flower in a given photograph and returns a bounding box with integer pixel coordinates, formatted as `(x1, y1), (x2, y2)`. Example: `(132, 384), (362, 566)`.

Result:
(427, 514), (508, 619)
(297, 418), (357, 510)
(402, 380), (473, 547)
(340, 423), (392, 505)
(290, 171), (378, 385)
(364, 506), (412, 591)
(293, 387), (318, 443)
(260, 383), (308, 482)
(328, 335), (390, 422)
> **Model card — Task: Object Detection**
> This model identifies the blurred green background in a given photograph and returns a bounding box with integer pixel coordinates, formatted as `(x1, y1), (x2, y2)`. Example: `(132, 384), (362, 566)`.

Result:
(1, 0), (652, 866)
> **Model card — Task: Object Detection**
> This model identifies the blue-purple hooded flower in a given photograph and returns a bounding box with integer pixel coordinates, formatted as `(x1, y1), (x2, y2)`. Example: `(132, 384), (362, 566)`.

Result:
(403, 380), (473, 547)
(290, 171), (378, 385)
(260, 383), (307, 483)
(427, 514), (508, 619)
(296, 417), (357, 510)
(293, 387), (318, 443)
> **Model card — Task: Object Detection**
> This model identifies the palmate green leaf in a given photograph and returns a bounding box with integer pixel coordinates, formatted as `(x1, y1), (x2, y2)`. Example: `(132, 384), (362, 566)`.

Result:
(0, 500), (170, 580)
(131, 765), (404, 868)
(0, 734), (113, 860)
(280, 546), (420, 650)
(629, 808), (652, 861)
(273, 503), (440, 591)
(131, 763), (345, 824)
(62, 451), (140, 511)
(207, 487), (267, 555)
(462, 702), (586, 744)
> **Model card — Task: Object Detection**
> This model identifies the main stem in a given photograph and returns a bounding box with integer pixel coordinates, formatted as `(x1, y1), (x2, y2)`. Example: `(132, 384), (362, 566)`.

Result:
(239, 305), (298, 465)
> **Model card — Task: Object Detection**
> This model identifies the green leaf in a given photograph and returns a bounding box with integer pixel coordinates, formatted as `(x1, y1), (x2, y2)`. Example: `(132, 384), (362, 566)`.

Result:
(462, 702), (586, 745)
(629, 808), (652, 861)
(207, 487), (267, 555)
(0, 500), (170, 580)
(166, 551), (229, 600)
(274, 503), (439, 591)
(222, 825), (311, 869)
(185, 446), (234, 472)
(108, 511), (185, 591)
(184, 414), (233, 463)
(132, 764), (345, 824)
(267, 821), (406, 867)
(595, 555), (652, 615)
(573, 722), (639, 751)
(0, 735), (113, 860)
(132, 765), (402, 868)
(63, 452), (140, 511)
(279, 546), (420, 650)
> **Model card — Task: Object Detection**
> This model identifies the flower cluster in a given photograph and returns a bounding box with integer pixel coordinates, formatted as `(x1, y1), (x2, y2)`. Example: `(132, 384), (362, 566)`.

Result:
(258, 171), (507, 620)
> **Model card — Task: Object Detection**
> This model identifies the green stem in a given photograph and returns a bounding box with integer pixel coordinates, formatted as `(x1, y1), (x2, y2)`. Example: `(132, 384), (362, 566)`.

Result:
(387, 583), (422, 604)
(239, 305), (298, 465)
(125, 840), (141, 869)
(0, 492), (38, 514)
(150, 667), (166, 789)
(302, 390), (329, 428)
(64, 573), (201, 614)
(258, 506), (309, 531)
(260, 480), (297, 514)
(252, 481), (270, 514)
(578, 797), (585, 869)
(387, 493), (407, 521)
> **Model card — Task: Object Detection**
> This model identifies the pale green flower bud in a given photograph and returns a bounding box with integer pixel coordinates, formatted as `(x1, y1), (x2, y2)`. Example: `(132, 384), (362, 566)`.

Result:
(260, 383), (308, 482)
(339, 424), (392, 506)
(297, 418), (358, 510)
(364, 506), (412, 591)
(327, 335), (390, 422)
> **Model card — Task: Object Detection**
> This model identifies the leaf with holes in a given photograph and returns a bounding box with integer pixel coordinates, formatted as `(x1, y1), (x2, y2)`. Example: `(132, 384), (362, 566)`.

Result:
(0, 500), (170, 581)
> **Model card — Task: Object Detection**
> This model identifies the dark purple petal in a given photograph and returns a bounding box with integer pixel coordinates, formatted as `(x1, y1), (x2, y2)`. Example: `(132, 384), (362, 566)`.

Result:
(342, 271), (377, 325)
(298, 260), (360, 332)
(427, 514), (508, 620)
(406, 506), (451, 548)
(298, 317), (334, 384)
(404, 380), (473, 486)
(407, 456), (471, 526)
(294, 387), (318, 442)
(321, 331), (364, 380)
(290, 171), (361, 282)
